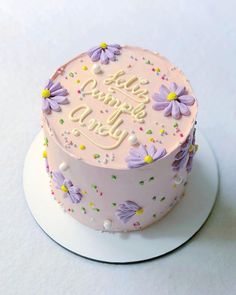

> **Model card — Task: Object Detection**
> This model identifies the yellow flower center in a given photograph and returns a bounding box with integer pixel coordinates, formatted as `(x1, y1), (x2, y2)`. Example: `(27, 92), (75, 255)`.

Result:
(189, 144), (198, 153)
(42, 150), (47, 158)
(167, 92), (178, 101)
(144, 155), (153, 164)
(188, 144), (194, 153)
(61, 185), (68, 193)
(100, 42), (108, 49)
(41, 89), (51, 98)
(135, 208), (144, 216)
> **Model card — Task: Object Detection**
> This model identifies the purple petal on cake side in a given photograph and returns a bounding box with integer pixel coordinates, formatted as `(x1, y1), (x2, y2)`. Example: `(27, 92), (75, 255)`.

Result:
(172, 128), (198, 173)
(152, 82), (195, 119)
(41, 80), (69, 114)
(52, 171), (83, 204)
(126, 144), (167, 168)
(116, 201), (143, 223)
(88, 42), (121, 64)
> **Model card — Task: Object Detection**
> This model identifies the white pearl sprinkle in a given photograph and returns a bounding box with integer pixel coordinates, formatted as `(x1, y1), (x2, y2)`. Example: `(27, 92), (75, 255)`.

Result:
(140, 78), (149, 85)
(92, 64), (102, 74)
(173, 175), (183, 185)
(72, 128), (80, 136)
(103, 219), (112, 231)
(59, 162), (69, 171)
(128, 134), (138, 145)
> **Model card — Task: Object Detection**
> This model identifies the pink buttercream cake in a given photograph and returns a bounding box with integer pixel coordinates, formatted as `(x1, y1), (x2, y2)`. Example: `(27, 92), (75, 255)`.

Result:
(41, 44), (198, 232)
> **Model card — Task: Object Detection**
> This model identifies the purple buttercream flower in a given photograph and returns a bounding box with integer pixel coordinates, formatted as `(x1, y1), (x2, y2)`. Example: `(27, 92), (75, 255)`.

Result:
(152, 82), (195, 120)
(41, 80), (69, 114)
(88, 42), (121, 64)
(116, 201), (143, 224)
(172, 128), (198, 173)
(52, 171), (83, 204)
(126, 144), (167, 168)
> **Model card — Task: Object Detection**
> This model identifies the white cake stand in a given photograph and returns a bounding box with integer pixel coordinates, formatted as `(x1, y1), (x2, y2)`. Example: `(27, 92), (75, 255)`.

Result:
(23, 131), (218, 264)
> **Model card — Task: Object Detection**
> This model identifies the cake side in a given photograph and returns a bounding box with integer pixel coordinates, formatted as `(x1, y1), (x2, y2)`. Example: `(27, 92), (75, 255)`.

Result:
(41, 44), (198, 232)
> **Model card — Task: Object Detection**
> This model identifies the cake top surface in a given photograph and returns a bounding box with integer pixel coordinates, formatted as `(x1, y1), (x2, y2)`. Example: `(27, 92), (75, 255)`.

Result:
(42, 44), (197, 169)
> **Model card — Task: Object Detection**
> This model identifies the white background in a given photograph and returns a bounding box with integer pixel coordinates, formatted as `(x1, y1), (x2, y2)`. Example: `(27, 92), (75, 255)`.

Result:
(0, 0), (236, 294)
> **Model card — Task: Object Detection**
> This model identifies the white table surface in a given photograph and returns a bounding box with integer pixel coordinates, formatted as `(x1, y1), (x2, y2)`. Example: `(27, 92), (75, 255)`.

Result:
(0, 0), (235, 294)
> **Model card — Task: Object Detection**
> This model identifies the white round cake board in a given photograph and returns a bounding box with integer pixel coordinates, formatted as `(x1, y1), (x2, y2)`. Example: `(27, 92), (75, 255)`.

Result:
(23, 131), (218, 264)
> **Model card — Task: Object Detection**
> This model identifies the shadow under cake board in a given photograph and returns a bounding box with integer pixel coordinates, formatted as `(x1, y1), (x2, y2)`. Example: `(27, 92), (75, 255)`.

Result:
(23, 130), (218, 264)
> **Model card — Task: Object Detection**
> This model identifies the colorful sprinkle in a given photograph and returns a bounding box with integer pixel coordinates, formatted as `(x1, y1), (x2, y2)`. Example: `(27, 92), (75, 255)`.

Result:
(149, 176), (154, 182)
(146, 129), (152, 134)
(159, 129), (165, 135)
(111, 175), (117, 180)
(42, 150), (47, 158)
(82, 65), (88, 71)
(173, 122), (178, 128)
(139, 180), (144, 185)
(59, 119), (64, 124)
(81, 207), (86, 214)
(112, 202), (117, 207)
(79, 144), (86, 150)
(76, 79), (80, 83)
(160, 196), (166, 202)
(44, 137), (48, 146)
(93, 153), (100, 159)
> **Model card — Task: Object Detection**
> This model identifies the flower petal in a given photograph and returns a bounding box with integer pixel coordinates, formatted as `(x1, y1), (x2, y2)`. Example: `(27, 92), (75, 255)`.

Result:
(178, 95), (195, 106)
(175, 85), (185, 96)
(116, 201), (140, 223)
(153, 147), (167, 161)
(53, 171), (65, 186)
(169, 82), (178, 92)
(42, 99), (51, 114)
(128, 148), (142, 159)
(105, 48), (115, 60)
(100, 50), (109, 64)
(175, 149), (188, 161)
(148, 145), (156, 157)
(127, 159), (145, 168)
(52, 96), (69, 104)
(50, 88), (68, 97)
(109, 44), (121, 50)
(49, 82), (62, 92)
(172, 154), (188, 171)
(88, 46), (100, 57)
(153, 101), (170, 111)
(45, 80), (53, 90)
(64, 179), (73, 188)
(139, 144), (148, 157)
(48, 99), (61, 112)
(186, 155), (194, 173)
(152, 93), (166, 102)
(69, 189), (82, 203)
(107, 45), (120, 55)
(172, 101), (181, 119)
(179, 103), (190, 116)
(163, 101), (173, 116)
(160, 85), (170, 97)
(91, 48), (102, 62)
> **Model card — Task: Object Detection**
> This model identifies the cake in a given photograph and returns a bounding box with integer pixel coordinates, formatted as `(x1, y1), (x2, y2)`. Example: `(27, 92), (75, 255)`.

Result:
(41, 43), (198, 232)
